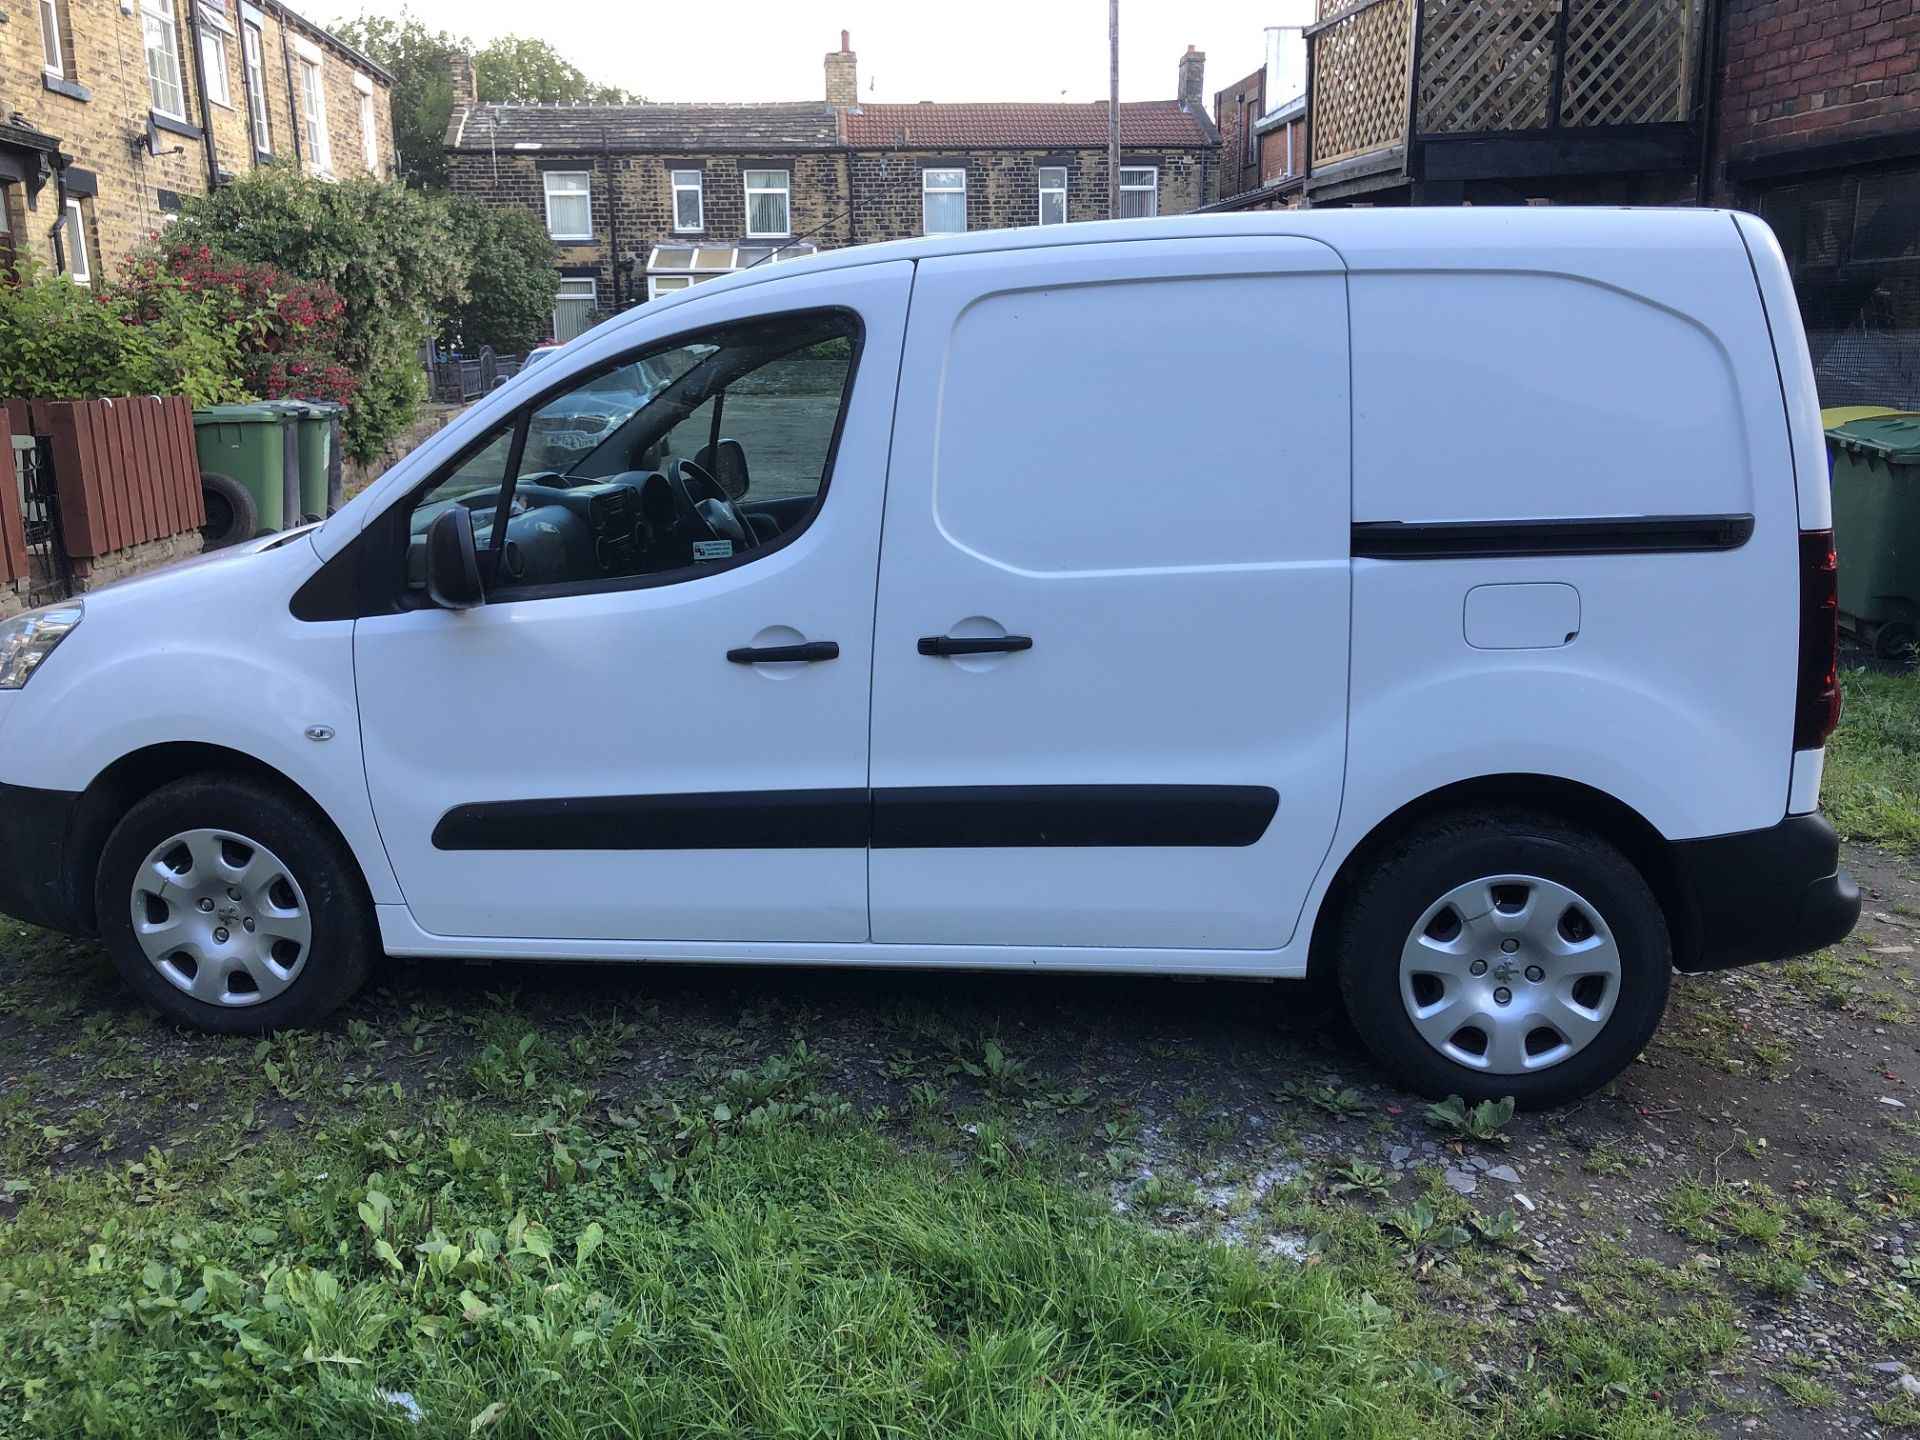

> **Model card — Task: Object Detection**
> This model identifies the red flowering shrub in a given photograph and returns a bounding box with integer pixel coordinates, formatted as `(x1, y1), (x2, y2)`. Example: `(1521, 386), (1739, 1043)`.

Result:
(112, 244), (358, 409)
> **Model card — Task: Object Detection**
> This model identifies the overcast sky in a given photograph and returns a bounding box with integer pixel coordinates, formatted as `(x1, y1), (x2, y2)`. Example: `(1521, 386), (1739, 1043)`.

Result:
(324, 0), (1280, 106)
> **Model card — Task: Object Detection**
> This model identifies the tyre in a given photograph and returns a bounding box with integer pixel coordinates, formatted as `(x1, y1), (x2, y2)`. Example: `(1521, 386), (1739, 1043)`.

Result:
(1874, 620), (1916, 664)
(199, 472), (258, 551)
(1336, 810), (1671, 1109)
(95, 775), (375, 1033)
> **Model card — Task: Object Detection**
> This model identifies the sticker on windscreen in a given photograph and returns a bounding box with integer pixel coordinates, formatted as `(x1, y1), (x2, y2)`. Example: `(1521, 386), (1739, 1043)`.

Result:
(692, 540), (734, 562)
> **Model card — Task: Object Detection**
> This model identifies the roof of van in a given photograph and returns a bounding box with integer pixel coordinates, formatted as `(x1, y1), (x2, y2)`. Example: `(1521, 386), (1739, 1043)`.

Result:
(628, 207), (1755, 326)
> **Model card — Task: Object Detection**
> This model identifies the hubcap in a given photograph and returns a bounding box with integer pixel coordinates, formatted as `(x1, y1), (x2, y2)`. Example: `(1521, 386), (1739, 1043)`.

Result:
(1399, 874), (1621, 1074)
(129, 829), (311, 1007)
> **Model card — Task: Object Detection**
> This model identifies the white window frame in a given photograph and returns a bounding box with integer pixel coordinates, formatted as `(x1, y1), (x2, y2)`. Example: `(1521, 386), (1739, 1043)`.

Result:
(356, 74), (379, 174)
(552, 276), (597, 342)
(1037, 165), (1068, 226)
(243, 21), (271, 155)
(141, 0), (188, 121)
(63, 198), (89, 285)
(921, 167), (967, 236)
(671, 169), (703, 233)
(543, 171), (593, 241)
(647, 274), (693, 300)
(1118, 165), (1158, 218)
(742, 169), (790, 239)
(39, 0), (64, 77)
(296, 51), (330, 174)
(199, 24), (232, 108)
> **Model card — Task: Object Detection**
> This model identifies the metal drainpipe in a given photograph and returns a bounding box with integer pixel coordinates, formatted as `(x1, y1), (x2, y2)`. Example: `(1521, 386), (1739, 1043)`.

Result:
(602, 129), (622, 312)
(1694, 0), (1726, 206)
(278, 14), (304, 169)
(47, 164), (70, 275)
(185, 0), (223, 189)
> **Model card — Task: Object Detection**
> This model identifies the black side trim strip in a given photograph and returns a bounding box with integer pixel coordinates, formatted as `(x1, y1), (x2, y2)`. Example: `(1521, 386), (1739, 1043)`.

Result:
(872, 785), (1278, 849)
(1352, 513), (1755, 560)
(432, 789), (869, 851)
(431, 785), (1280, 852)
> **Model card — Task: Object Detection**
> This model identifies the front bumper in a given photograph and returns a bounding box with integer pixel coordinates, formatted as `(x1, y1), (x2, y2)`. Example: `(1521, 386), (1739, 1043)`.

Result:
(0, 781), (89, 936)
(1671, 812), (1861, 972)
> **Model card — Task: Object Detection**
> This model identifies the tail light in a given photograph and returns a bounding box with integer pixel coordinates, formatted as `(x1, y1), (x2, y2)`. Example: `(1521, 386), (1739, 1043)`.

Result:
(1795, 529), (1841, 750)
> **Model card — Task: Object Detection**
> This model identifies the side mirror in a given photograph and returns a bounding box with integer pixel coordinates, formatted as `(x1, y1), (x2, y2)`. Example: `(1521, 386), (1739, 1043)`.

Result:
(426, 505), (485, 610)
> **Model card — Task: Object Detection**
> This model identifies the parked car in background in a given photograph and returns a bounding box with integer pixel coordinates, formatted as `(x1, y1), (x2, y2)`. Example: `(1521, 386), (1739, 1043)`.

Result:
(0, 211), (1858, 1107)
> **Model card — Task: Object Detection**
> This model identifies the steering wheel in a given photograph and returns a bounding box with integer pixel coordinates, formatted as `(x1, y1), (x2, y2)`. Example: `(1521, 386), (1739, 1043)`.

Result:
(667, 456), (758, 552)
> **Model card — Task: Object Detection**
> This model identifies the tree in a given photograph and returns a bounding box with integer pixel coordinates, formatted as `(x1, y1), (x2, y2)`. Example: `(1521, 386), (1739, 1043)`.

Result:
(171, 168), (470, 463)
(333, 12), (639, 191)
(473, 35), (638, 105)
(441, 198), (561, 354)
(332, 11), (462, 191)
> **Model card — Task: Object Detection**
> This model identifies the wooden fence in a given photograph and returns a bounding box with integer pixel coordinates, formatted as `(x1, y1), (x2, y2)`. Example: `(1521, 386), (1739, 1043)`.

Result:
(8, 396), (204, 567)
(0, 426), (34, 592)
(1310, 0), (1699, 172)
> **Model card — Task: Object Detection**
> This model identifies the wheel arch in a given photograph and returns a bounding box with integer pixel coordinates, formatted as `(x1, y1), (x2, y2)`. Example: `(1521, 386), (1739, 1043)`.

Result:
(64, 742), (369, 936)
(1307, 774), (1698, 981)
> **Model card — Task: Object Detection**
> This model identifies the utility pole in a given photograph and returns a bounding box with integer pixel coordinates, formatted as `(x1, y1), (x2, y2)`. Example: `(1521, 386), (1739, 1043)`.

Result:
(1108, 0), (1120, 218)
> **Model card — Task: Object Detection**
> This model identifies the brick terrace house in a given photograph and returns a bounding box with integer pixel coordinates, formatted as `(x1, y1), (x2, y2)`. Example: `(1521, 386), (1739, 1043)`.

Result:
(1207, 13), (1310, 211)
(2, 0), (395, 282)
(1710, 0), (1920, 409)
(444, 34), (1220, 340)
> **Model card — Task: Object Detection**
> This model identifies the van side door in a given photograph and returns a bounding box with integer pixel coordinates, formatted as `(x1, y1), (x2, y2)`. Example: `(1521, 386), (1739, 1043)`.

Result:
(867, 237), (1352, 953)
(352, 262), (912, 944)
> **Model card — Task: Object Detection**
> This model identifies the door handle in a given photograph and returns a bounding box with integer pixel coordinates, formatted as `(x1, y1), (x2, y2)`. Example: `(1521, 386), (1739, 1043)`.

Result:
(727, 640), (839, 664)
(917, 635), (1033, 657)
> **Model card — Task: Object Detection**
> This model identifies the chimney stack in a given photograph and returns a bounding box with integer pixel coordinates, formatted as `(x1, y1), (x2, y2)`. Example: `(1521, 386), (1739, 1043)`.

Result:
(825, 32), (858, 107)
(1177, 44), (1206, 111)
(450, 52), (478, 110)
(1265, 0), (1311, 108)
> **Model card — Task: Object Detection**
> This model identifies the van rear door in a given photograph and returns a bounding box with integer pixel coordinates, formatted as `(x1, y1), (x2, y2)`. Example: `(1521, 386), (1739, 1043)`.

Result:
(866, 236), (1351, 953)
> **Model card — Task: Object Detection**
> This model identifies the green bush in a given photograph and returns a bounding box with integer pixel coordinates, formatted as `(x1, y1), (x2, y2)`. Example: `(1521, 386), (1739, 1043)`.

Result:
(0, 258), (245, 406)
(441, 197), (560, 354)
(169, 169), (470, 464)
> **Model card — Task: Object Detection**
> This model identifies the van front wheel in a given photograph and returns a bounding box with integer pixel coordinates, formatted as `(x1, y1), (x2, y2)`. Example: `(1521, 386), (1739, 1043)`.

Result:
(95, 775), (375, 1032)
(1336, 812), (1671, 1109)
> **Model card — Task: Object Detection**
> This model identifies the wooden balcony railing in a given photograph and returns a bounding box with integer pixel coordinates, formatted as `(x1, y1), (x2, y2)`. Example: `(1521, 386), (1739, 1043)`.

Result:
(1309, 0), (1698, 173)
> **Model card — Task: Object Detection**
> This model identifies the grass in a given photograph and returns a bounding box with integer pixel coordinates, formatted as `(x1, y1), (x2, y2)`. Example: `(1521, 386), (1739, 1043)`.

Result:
(0, 1090), (1472, 1437)
(1827, 668), (1920, 851)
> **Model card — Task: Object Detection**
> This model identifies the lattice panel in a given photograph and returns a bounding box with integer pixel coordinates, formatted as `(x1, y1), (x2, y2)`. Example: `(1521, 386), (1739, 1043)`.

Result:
(1310, 0), (1416, 168)
(1562, 0), (1695, 126)
(1417, 0), (1559, 134)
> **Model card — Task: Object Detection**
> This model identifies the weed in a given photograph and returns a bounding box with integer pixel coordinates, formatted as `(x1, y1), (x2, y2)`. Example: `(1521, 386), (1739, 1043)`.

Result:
(1424, 1094), (1516, 1144)
(1329, 1160), (1397, 1200)
(1385, 1196), (1472, 1253)
(1768, 1369), (1840, 1408)
(1278, 1080), (1370, 1116)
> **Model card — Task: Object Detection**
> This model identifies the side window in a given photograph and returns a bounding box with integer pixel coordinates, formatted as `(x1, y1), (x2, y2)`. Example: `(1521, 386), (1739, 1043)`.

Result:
(403, 309), (860, 602)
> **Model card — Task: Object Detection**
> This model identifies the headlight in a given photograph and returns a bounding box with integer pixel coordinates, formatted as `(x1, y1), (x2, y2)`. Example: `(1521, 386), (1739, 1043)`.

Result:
(0, 602), (82, 689)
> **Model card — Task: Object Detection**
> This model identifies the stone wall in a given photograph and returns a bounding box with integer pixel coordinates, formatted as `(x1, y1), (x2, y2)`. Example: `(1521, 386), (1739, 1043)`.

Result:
(74, 530), (204, 591)
(448, 149), (852, 311)
(3, 0), (395, 276)
(848, 147), (1211, 244)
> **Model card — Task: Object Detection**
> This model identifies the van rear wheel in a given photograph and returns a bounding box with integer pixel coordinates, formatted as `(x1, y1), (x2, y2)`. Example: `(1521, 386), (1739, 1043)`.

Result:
(1336, 811), (1671, 1109)
(95, 775), (375, 1032)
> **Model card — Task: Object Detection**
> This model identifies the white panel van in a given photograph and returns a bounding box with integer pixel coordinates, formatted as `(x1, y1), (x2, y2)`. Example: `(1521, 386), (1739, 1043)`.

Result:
(0, 210), (1858, 1106)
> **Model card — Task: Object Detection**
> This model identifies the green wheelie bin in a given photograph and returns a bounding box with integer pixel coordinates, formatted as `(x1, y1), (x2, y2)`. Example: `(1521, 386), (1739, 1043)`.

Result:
(263, 399), (345, 522)
(1827, 412), (1920, 660)
(192, 403), (289, 548)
